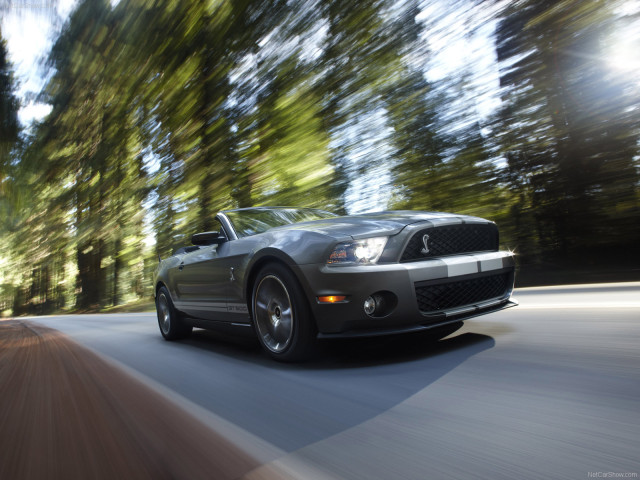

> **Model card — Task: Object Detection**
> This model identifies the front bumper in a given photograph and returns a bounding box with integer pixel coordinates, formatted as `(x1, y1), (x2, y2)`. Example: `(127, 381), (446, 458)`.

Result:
(294, 251), (516, 336)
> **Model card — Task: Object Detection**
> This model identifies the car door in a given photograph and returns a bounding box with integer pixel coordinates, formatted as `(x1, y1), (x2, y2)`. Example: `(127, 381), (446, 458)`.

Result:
(172, 221), (235, 321)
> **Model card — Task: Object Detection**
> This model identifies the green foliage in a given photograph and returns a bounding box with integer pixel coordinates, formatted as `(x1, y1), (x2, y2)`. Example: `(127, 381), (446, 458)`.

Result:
(2, 0), (639, 313)
(495, 0), (640, 260)
(0, 31), (23, 313)
(0, 31), (20, 215)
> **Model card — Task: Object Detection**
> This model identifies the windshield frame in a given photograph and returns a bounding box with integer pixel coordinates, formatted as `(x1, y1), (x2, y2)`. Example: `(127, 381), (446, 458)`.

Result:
(221, 207), (337, 238)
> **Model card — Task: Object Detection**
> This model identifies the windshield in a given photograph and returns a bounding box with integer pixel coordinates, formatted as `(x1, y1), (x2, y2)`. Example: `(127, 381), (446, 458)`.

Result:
(224, 207), (337, 238)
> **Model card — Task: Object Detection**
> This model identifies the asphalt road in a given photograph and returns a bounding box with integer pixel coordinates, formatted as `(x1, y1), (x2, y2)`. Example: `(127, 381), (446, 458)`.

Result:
(28, 282), (640, 479)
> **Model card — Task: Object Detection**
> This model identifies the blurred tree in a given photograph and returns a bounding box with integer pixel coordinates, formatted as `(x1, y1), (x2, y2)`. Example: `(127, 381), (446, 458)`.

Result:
(5, 0), (639, 314)
(118, 0), (284, 237)
(0, 30), (19, 207)
(0, 30), (21, 313)
(385, 2), (503, 223)
(317, 0), (403, 211)
(41, 0), (115, 308)
(4, 129), (72, 314)
(230, 2), (339, 210)
(389, 72), (504, 222)
(387, 71), (445, 209)
(37, 0), (149, 308)
(495, 0), (640, 260)
(119, 0), (342, 256)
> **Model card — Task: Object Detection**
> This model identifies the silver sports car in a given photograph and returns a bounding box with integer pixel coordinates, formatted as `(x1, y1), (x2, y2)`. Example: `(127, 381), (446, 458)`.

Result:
(154, 207), (516, 361)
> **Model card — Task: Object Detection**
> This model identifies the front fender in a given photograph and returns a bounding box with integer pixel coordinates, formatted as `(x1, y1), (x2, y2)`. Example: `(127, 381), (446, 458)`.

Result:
(241, 230), (348, 307)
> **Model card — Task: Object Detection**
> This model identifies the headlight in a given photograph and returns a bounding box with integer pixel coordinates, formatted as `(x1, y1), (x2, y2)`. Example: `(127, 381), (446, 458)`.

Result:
(327, 237), (388, 265)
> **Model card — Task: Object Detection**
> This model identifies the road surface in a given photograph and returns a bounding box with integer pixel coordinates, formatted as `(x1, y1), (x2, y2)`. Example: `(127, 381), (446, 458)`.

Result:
(17, 283), (640, 479)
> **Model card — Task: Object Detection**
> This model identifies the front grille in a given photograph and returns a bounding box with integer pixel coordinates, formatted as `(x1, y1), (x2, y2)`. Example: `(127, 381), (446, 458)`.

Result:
(415, 272), (510, 314)
(400, 223), (498, 262)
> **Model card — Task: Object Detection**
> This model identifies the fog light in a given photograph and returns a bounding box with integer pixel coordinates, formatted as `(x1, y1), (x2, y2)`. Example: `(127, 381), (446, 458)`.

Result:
(363, 296), (376, 315)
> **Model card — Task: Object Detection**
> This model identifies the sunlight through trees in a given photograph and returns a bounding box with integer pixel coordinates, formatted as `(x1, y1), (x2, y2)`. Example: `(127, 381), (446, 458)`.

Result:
(0, 0), (638, 313)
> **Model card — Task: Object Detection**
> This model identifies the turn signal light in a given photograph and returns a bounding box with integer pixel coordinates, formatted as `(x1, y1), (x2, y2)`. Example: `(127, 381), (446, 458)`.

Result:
(318, 295), (347, 303)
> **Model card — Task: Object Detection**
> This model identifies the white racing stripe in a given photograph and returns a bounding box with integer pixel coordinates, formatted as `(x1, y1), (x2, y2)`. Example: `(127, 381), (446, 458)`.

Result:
(440, 251), (514, 277)
(173, 301), (249, 314)
(441, 256), (478, 276)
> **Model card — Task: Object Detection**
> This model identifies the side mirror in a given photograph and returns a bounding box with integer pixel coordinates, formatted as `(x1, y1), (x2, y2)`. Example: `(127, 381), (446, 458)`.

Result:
(191, 231), (226, 246)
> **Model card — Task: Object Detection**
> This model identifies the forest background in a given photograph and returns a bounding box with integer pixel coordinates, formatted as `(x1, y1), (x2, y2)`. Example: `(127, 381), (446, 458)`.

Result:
(1, 0), (639, 315)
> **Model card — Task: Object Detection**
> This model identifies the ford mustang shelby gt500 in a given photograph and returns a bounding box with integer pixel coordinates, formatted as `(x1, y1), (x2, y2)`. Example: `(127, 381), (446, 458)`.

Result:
(154, 207), (516, 361)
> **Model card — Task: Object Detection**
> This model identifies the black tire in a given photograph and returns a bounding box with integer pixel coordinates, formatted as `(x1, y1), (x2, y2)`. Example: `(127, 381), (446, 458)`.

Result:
(252, 263), (317, 362)
(156, 286), (192, 340)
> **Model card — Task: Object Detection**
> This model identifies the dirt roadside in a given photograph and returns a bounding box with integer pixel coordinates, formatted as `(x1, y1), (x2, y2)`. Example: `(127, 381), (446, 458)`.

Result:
(0, 319), (285, 480)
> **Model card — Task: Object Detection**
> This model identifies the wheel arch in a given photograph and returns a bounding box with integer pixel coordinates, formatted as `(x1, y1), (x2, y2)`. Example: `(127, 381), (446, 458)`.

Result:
(155, 281), (168, 298)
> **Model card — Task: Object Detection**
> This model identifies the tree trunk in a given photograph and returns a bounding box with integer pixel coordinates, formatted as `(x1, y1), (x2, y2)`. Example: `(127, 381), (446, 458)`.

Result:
(112, 237), (122, 306)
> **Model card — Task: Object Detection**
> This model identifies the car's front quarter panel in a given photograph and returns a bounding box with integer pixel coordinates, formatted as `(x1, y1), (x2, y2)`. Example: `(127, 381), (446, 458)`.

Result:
(239, 229), (351, 298)
(154, 255), (182, 298)
(258, 229), (351, 264)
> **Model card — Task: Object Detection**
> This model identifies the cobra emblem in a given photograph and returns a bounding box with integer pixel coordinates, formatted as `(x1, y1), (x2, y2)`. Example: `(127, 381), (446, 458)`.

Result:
(420, 234), (430, 254)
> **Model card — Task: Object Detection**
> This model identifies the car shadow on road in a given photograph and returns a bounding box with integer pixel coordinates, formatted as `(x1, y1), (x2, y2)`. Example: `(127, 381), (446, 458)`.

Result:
(180, 327), (495, 370)
(170, 328), (497, 452)
(313, 331), (495, 369)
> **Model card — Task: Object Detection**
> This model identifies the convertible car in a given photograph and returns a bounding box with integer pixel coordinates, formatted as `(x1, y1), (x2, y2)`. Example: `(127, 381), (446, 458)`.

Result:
(154, 207), (516, 361)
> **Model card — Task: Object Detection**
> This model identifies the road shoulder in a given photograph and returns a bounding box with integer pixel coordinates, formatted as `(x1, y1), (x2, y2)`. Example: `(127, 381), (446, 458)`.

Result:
(0, 319), (264, 480)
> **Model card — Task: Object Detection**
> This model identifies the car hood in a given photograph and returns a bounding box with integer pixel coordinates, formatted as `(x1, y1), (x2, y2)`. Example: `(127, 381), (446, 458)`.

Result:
(270, 211), (488, 239)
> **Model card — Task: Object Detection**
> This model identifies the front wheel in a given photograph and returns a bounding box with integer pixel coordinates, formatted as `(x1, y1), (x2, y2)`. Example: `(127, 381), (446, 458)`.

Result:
(156, 286), (192, 340)
(252, 263), (316, 362)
